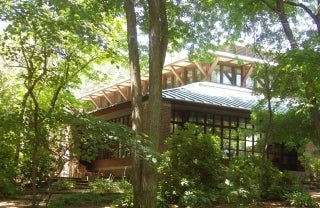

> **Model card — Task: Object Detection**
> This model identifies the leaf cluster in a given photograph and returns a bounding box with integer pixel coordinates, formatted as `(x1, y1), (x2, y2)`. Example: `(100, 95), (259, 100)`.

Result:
(159, 123), (224, 206)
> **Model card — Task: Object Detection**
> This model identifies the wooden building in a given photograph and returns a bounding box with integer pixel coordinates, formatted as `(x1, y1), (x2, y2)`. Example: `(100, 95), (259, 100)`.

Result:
(78, 47), (301, 177)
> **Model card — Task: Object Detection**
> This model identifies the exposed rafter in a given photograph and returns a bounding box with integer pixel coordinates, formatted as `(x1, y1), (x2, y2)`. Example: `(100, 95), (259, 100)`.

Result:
(170, 65), (184, 85)
(194, 62), (207, 78)
(207, 56), (220, 81)
(102, 91), (113, 105)
(89, 96), (100, 108)
(79, 47), (265, 109)
(116, 85), (129, 100)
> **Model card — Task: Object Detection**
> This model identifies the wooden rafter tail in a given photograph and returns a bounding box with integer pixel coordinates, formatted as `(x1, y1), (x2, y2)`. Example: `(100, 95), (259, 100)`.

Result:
(170, 65), (184, 86)
(116, 85), (129, 101)
(89, 95), (100, 108)
(102, 91), (113, 106)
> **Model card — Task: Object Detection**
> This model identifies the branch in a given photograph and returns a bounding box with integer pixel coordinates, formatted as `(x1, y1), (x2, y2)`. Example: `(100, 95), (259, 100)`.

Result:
(261, 0), (277, 13)
(159, 0), (168, 66)
(284, 0), (317, 22)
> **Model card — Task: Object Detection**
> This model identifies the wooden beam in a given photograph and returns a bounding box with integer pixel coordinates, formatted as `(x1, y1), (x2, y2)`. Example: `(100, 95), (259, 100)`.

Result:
(116, 85), (129, 100)
(170, 66), (184, 85)
(194, 62), (207, 78)
(89, 96), (100, 108)
(207, 56), (220, 81)
(242, 65), (254, 84)
(102, 91), (113, 105)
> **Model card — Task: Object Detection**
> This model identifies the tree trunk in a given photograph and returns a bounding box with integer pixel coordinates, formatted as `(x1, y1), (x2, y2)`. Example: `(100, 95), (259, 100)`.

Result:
(275, 0), (298, 49)
(124, 0), (144, 207)
(144, 0), (168, 207)
(125, 0), (168, 206)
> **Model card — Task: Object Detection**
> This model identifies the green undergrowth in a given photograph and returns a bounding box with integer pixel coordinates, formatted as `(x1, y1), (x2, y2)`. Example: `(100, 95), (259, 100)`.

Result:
(48, 192), (122, 208)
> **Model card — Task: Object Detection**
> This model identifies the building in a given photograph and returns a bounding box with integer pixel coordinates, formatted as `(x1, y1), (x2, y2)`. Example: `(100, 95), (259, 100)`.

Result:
(78, 46), (302, 177)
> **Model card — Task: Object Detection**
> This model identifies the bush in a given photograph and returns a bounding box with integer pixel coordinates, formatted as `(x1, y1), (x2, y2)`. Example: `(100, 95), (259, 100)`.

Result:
(284, 191), (319, 208)
(89, 177), (116, 194)
(159, 123), (225, 207)
(89, 176), (132, 194)
(299, 152), (320, 181)
(112, 193), (134, 208)
(220, 155), (308, 205)
(116, 179), (133, 193)
(220, 156), (263, 204)
(51, 179), (75, 191)
(48, 192), (121, 208)
(0, 178), (17, 197)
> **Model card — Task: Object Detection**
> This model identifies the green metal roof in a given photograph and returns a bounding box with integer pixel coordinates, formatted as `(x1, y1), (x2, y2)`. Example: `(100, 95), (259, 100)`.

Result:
(162, 82), (259, 110)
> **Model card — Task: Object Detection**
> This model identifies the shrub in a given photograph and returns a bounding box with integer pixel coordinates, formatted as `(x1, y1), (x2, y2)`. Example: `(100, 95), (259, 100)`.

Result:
(299, 152), (320, 181)
(51, 179), (75, 191)
(284, 191), (319, 208)
(48, 192), (121, 208)
(116, 179), (133, 193)
(221, 155), (308, 205)
(0, 178), (17, 197)
(89, 177), (116, 194)
(220, 156), (263, 204)
(159, 123), (225, 207)
(89, 176), (132, 194)
(112, 193), (134, 208)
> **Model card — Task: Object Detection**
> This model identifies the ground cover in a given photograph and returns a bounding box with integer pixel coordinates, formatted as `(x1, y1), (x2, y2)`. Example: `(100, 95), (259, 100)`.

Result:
(1, 190), (320, 208)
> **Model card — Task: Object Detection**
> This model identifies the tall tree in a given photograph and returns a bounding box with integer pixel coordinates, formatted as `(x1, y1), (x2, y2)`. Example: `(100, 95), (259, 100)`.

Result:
(0, 0), (126, 204)
(123, 0), (144, 206)
(173, 0), (320, 146)
(122, 0), (169, 206)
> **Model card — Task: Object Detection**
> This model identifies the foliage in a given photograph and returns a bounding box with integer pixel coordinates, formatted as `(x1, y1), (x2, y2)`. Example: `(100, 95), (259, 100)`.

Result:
(112, 193), (134, 208)
(48, 192), (121, 208)
(220, 155), (306, 205)
(159, 123), (224, 207)
(51, 179), (75, 191)
(284, 191), (319, 208)
(0, 177), (17, 198)
(299, 151), (320, 181)
(0, 0), (130, 200)
(89, 176), (132, 194)
(221, 156), (263, 204)
(89, 177), (117, 194)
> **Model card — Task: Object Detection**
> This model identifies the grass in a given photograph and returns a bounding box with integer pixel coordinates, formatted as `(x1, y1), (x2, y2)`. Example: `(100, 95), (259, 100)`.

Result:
(47, 192), (122, 208)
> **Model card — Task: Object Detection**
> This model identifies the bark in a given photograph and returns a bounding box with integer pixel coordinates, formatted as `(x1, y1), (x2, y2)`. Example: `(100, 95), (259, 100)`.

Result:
(124, 0), (144, 207)
(124, 0), (168, 206)
(284, 0), (320, 34)
(140, 0), (168, 207)
(261, 0), (298, 49)
(276, 0), (298, 49)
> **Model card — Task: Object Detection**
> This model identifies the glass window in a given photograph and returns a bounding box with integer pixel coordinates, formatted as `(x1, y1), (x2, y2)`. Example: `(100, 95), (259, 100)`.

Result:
(211, 65), (221, 83)
(166, 76), (172, 88)
(195, 69), (201, 81)
(235, 68), (242, 87)
(169, 110), (262, 160)
(187, 69), (193, 84)
(246, 76), (254, 89)
(223, 66), (232, 85)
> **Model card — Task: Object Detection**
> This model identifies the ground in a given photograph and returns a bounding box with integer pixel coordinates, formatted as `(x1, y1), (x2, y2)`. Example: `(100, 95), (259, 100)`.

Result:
(1, 190), (320, 208)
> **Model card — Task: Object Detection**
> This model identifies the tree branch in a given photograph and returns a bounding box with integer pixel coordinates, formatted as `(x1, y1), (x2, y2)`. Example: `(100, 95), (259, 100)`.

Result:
(261, 0), (277, 13)
(284, 0), (317, 22)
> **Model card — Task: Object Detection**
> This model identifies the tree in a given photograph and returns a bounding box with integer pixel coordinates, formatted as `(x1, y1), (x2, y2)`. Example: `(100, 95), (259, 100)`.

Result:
(123, 0), (145, 207)
(122, 0), (168, 206)
(172, 0), (320, 148)
(0, 0), (126, 205)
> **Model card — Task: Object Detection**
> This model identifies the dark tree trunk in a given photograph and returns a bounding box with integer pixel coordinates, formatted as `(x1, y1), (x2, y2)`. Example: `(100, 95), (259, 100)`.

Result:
(125, 0), (168, 206)
(275, 0), (298, 49)
(124, 0), (145, 207)
(140, 0), (168, 207)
